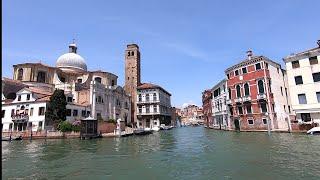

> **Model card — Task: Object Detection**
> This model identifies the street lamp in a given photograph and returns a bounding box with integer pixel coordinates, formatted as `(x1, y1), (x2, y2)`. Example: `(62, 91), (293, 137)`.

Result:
(265, 112), (271, 136)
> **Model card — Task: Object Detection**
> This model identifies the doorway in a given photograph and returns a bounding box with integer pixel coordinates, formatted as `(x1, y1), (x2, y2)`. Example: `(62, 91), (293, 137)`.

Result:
(234, 119), (240, 131)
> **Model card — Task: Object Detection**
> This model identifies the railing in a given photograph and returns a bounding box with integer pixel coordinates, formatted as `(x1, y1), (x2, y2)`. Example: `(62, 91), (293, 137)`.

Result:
(257, 93), (267, 100)
(242, 96), (251, 102)
(137, 100), (160, 104)
(234, 97), (242, 103)
(11, 114), (29, 122)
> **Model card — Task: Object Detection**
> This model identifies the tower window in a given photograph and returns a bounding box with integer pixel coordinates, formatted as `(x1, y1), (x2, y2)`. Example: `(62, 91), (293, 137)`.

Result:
(131, 51), (134, 56)
(111, 80), (115, 86)
(128, 52), (130, 56)
(17, 68), (23, 80)
(37, 71), (46, 83)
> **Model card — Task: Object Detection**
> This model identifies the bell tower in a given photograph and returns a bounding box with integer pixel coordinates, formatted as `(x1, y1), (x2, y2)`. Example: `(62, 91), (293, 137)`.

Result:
(124, 44), (141, 124)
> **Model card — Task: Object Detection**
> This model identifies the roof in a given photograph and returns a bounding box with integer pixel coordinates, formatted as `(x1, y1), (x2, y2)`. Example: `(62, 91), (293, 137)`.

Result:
(225, 55), (282, 73)
(137, 83), (171, 96)
(2, 77), (28, 99)
(283, 46), (320, 62)
(13, 62), (57, 69)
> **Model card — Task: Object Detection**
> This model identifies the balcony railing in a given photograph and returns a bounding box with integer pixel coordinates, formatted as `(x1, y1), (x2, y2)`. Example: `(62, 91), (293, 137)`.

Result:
(234, 97), (242, 103)
(137, 100), (160, 104)
(226, 99), (232, 104)
(12, 114), (29, 123)
(243, 96), (251, 102)
(257, 93), (267, 100)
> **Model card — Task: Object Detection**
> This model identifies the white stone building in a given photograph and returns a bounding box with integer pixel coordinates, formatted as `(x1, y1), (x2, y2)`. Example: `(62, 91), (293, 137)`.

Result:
(211, 79), (230, 130)
(136, 83), (172, 130)
(283, 40), (320, 128)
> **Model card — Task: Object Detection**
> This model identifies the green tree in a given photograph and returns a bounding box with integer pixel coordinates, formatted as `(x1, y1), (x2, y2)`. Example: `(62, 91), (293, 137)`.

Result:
(45, 89), (67, 129)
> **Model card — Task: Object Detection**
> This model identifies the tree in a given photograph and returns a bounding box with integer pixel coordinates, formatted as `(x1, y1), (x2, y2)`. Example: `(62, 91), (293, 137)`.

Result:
(45, 89), (67, 129)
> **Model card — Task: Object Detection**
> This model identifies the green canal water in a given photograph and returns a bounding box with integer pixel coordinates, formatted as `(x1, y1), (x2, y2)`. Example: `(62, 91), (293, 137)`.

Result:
(2, 126), (320, 180)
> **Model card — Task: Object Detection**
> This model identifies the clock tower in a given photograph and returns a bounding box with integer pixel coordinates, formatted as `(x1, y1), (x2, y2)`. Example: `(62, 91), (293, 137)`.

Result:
(124, 44), (141, 124)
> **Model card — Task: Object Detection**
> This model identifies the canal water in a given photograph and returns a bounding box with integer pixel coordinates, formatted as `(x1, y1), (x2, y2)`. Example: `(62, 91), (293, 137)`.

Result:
(2, 126), (320, 180)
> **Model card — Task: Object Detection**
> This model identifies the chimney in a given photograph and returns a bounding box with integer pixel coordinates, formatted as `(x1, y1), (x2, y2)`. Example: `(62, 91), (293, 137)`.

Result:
(317, 40), (320, 47)
(247, 49), (253, 60)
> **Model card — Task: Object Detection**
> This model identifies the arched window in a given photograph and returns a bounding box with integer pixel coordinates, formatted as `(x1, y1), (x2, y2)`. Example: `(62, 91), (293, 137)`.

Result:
(228, 88), (232, 99)
(258, 80), (265, 94)
(37, 71), (46, 83)
(17, 68), (23, 80)
(236, 85), (241, 98)
(131, 51), (134, 56)
(244, 83), (250, 96)
(94, 77), (102, 84)
(127, 52), (130, 56)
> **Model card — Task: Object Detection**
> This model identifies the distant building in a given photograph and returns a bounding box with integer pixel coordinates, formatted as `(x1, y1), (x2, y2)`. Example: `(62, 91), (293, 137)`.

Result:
(225, 50), (292, 131)
(136, 83), (172, 130)
(171, 107), (181, 127)
(202, 89), (212, 127)
(283, 40), (320, 130)
(211, 79), (229, 130)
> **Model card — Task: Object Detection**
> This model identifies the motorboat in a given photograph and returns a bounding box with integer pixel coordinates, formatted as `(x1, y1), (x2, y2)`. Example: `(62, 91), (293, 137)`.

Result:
(2, 135), (23, 141)
(133, 129), (153, 136)
(307, 127), (320, 135)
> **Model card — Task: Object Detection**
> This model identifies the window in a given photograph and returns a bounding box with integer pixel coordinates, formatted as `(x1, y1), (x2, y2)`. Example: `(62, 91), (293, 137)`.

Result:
(37, 71), (46, 83)
(153, 93), (157, 101)
(263, 119), (267, 124)
(227, 74), (230, 79)
(73, 110), (78, 117)
(295, 76), (303, 85)
(139, 94), (142, 102)
(236, 85), (241, 98)
(77, 79), (82, 83)
(312, 72), (320, 82)
(66, 109), (72, 116)
(17, 68), (23, 80)
(283, 105), (286, 112)
(235, 70), (239, 76)
(309, 56), (318, 65)
(316, 92), (320, 103)
(272, 104), (275, 112)
(228, 88), (232, 99)
(30, 108), (34, 116)
(255, 63), (261, 70)
(265, 63), (269, 69)
(111, 80), (115, 86)
(9, 123), (13, 130)
(131, 51), (134, 56)
(298, 94), (307, 104)
(285, 88), (288, 97)
(260, 103), (267, 113)
(280, 87), (283, 96)
(238, 107), (243, 115)
(146, 94), (150, 101)
(38, 107), (45, 116)
(67, 97), (73, 102)
(146, 106), (150, 113)
(248, 119), (254, 125)
(301, 113), (311, 122)
(11, 109), (15, 117)
(153, 105), (157, 113)
(246, 105), (252, 114)
(277, 68), (280, 74)
(292, 60), (300, 68)
(27, 94), (30, 100)
(242, 67), (247, 74)
(87, 111), (91, 116)
(18, 95), (21, 101)
(38, 121), (43, 129)
(288, 106), (291, 113)
(244, 83), (250, 96)
(229, 107), (233, 116)
(1, 110), (5, 118)
(138, 106), (142, 113)
(258, 80), (265, 94)
(94, 77), (102, 84)
(81, 110), (86, 117)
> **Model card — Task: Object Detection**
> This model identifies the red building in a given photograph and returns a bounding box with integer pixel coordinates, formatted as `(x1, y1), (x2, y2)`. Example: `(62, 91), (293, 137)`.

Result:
(225, 50), (292, 131)
(202, 89), (212, 127)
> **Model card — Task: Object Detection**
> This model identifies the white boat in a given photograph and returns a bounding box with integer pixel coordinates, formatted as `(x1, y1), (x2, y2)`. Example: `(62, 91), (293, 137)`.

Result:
(307, 127), (320, 135)
(152, 126), (160, 131)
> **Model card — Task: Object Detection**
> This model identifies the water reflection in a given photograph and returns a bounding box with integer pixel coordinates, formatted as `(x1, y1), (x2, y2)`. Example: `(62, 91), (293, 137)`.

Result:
(2, 127), (320, 180)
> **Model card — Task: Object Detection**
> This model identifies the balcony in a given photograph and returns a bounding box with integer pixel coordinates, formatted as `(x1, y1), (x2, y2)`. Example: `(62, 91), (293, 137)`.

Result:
(12, 114), (29, 123)
(136, 100), (160, 104)
(226, 99), (232, 104)
(234, 97), (242, 103)
(257, 93), (267, 100)
(242, 96), (251, 102)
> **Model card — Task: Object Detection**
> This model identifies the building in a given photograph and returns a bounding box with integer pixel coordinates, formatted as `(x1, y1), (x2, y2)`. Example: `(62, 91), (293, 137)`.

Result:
(124, 44), (141, 125)
(2, 42), (131, 132)
(202, 89), (212, 127)
(211, 79), (229, 130)
(136, 83), (172, 130)
(283, 40), (320, 131)
(225, 50), (292, 132)
(171, 107), (182, 127)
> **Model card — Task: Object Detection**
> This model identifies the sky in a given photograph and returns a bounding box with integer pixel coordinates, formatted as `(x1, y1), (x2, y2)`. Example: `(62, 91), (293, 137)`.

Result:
(3, 0), (320, 108)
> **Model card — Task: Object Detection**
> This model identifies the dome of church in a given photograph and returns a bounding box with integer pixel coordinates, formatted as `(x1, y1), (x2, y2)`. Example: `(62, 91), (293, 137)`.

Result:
(56, 43), (87, 71)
